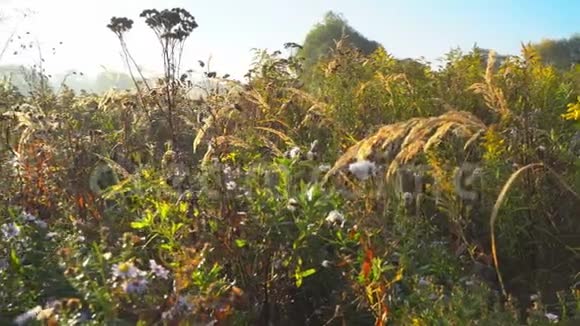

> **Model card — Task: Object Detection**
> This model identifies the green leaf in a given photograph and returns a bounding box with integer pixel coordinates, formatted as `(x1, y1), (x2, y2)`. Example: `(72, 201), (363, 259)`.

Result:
(299, 268), (316, 278)
(10, 247), (20, 269)
(130, 220), (149, 229)
(158, 202), (170, 221)
(235, 239), (248, 248)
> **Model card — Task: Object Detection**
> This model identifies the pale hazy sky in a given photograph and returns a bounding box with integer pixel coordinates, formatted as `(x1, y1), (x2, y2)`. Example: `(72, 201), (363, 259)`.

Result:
(0, 0), (578, 80)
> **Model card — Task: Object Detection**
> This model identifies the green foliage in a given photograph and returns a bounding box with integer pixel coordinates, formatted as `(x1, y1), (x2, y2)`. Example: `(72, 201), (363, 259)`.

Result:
(0, 8), (579, 326)
(534, 34), (580, 70)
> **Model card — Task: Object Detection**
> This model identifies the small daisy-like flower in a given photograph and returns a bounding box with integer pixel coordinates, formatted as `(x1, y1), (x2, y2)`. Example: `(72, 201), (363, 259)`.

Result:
(1, 222), (21, 240)
(112, 261), (143, 279)
(545, 313), (558, 323)
(348, 160), (377, 180)
(46, 232), (58, 239)
(102, 252), (112, 260)
(122, 277), (148, 294)
(286, 146), (301, 159)
(287, 198), (299, 212)
(149, 259), (170, 279)
(225, 181), (237, 191)
(325, 210), (345, 227)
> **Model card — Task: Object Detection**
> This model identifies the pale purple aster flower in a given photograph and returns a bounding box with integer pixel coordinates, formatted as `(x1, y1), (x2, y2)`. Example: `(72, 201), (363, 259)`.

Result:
(1, 222), (20, 240)
(149, 260), (170, 279)
(122, 277), (148, 294)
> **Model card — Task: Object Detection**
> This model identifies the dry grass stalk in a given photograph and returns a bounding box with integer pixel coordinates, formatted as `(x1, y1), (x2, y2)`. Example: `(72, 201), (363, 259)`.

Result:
(324, 110), (487, 183)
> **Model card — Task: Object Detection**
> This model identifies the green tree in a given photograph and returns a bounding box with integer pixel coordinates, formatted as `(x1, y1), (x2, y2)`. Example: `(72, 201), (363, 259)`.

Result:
(299, 11), (380, 78)
(534, 34), (580, 70)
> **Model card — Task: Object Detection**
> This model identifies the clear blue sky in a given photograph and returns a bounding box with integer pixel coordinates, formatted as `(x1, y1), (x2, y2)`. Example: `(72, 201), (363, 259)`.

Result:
(0, 0), (578, 80)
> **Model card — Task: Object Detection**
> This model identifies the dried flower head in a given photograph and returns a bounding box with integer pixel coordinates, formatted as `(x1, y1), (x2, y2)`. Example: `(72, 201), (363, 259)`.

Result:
(348, 160), (377, 180)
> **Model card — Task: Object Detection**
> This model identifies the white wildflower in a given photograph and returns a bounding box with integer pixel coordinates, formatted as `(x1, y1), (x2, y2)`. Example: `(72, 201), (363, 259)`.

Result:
(530, 293), (539, 301)
(545, 313), (558, 323)
(1, 222), (20, 240)
(102, 252), (112, 260)
(286, 146), (301, 159)
(286, 198), (299, 212)
(111, 261), (144, 279)
(306, 186), (315, 202)
(225, 181), (237, 191)
(46, 232), (58, 240)
(348, 160), (377, 180)
(149, 259), (170, 279)
(321, 260), (332, 268)
(13, 306), (42, 325)
(325, 210), (345, 227)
